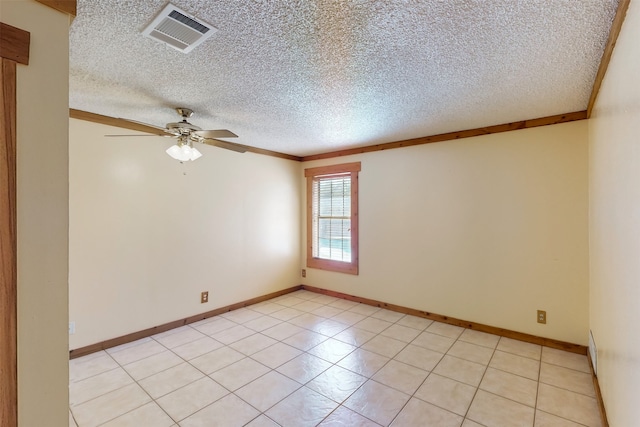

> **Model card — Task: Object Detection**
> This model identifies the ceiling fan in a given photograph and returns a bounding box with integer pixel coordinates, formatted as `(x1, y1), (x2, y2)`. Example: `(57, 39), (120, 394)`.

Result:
(107, 107), (245, 161)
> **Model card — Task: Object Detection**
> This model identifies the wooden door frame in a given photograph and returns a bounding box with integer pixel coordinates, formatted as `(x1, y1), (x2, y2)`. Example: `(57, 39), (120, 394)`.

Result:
(1, 21), (30, 427)
(1, 4), (73, 425)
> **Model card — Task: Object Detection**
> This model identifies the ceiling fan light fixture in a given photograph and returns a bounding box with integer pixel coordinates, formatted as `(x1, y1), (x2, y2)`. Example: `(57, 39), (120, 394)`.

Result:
(190, 147), (203, 160)
(166, 141), (202, 161)
(166, 144), (186, 160)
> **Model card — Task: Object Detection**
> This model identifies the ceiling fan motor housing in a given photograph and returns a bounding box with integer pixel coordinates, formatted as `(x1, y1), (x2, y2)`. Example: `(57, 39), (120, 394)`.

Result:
(166, 108), (201, 136)
(166, 120), (202, 135)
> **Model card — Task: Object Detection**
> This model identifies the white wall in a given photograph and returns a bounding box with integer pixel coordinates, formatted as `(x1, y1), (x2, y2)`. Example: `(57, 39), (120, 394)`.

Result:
(69, 119), (301, 349)
(589, 0), (640, 425)
(1, 1), (70, 426)
(303, 121), (589, 345)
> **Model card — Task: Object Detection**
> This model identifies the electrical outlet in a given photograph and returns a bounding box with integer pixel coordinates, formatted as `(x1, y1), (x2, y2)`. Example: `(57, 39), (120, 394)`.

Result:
(69, 321), (75, 335)
(537, 310), (547, 324)
(201, 291), (209, 304)
(301, 269), (306, 278)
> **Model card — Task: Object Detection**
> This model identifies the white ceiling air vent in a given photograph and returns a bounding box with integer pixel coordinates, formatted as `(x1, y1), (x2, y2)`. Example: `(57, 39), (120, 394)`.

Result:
(142, 3), (217, 53)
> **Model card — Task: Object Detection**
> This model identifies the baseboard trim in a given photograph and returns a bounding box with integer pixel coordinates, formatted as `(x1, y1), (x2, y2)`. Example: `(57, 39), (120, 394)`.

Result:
(301, 285), (588, 355)
(588, 351), (609, 427)
(70, 283), (588, 358)
(69, 285), (302, 359)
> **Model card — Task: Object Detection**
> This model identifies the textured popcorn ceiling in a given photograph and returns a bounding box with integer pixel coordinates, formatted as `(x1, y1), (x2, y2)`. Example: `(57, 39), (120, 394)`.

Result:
(69, 0), (619, 157)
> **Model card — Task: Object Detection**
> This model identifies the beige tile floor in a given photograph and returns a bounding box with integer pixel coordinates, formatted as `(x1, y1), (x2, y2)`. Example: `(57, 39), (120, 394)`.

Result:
(69, 290), (603, 427)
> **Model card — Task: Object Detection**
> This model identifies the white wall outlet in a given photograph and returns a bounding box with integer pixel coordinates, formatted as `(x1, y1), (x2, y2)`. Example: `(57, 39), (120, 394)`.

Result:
(69, 321), (75, 335)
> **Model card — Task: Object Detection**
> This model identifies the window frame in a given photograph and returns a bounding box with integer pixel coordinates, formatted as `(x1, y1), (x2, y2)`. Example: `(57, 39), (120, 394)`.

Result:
(304, 162), (361, 275)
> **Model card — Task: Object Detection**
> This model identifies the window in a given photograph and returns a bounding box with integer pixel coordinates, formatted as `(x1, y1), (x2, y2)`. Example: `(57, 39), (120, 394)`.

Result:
(305, 162), (361, 275)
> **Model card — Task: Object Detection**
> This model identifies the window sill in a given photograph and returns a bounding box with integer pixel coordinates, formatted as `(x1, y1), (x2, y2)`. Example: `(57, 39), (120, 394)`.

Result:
(307, 257), (358, 275)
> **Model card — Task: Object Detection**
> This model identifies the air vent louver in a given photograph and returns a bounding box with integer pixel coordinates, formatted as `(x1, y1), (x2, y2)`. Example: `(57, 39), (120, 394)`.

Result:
(142, 3), (217, 53)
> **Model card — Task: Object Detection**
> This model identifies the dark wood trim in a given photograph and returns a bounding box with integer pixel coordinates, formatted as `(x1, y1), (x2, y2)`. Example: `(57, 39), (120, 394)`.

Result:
(69, 285), (302, 359)
(304, 162), (362, 177)
(0, 20), (29, 427)
(73, 108), (587, 163)
(301, 285), (588, 355)
(0, 23), (31, 65)
(1, 57), (19, 427)
(34, 0), (77, 17)
(230, 143), (302, 162)
(587, 0), (631, 117)
(69, 109), (303, 162)
(302, 111), (588, 162)
(588, 351), (609, 427)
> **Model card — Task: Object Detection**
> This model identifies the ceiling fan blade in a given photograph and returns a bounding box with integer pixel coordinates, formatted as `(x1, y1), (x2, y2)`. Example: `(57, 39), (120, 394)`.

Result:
(69, 109), (168, 136)
(104, 134), (172, 137)
(193, 129), (238, 139)
(200, 138), (247, 153)
(121, 119), (167, 131)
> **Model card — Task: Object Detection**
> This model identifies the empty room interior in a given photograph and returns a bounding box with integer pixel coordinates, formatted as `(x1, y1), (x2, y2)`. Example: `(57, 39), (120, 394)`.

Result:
(2, 0), (640, 426)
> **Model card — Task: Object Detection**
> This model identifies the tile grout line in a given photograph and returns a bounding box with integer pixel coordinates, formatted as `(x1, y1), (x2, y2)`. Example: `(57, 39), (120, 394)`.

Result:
(104, 328), (236, 425)
(470, 340), (553, 419)
(230, 295), (345, 425)
(536, 408), (594, 427)
(297, 300), (411, 425)
(348, 317), (415, 426)
(147, 334), (231, 425)
(534, 347), (542, 427)
(325, 306), (482, 424)
(187, 322), (300, 423)
(68, 365), (123, 400)
(458, 332), (497, 425)
(69, 369), (126, 412)
(116, 335), (194, 425)
(69, 408), (80, 427)
(92, 349), (173, 427)
(368, 318), (463, 425)
(229, 294), (354, 425)
(484, 349), (544, 382)
(144, 325), (274, 425)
